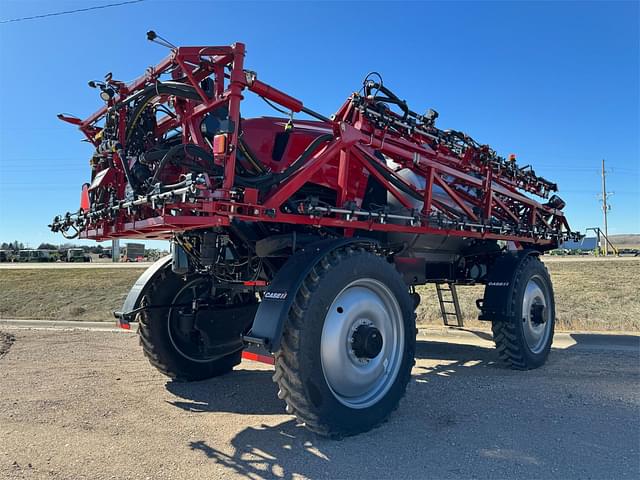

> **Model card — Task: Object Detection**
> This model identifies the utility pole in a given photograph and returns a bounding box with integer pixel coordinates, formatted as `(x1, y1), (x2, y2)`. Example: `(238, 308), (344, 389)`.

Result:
(112, 239), (120, 263)
(600, 159), (612, 256)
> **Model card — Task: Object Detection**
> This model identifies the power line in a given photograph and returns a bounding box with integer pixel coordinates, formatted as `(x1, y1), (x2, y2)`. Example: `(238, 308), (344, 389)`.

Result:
(0, 0), (146, 24)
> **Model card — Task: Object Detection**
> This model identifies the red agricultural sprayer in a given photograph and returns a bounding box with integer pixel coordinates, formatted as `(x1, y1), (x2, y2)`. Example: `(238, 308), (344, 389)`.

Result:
(50, 34), (579, 437)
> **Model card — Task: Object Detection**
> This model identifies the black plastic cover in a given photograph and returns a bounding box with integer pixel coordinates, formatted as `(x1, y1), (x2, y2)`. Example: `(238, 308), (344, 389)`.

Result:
(248, 237), (378, 352)
(478, 251), (538, 322)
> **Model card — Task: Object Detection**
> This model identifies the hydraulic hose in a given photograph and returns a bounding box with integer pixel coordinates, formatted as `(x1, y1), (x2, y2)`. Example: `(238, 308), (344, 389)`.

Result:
(119, 81), (201, 110)
(236, 134), (333, 190)
(146, 143), (221, 191)
(125, 82), (202, 144)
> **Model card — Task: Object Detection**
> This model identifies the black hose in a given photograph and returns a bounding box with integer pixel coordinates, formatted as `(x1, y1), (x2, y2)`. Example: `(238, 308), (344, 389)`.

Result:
(125, 82), (202, 145)
(141, 147), (171, 164)
(366, 83), (409, 119)
(146, 144), (221, 191)
(118, 81), (201, 110)
(150, 134), (332, 193)
(238, 139), (267, 174)
(236, 134), (333, 190)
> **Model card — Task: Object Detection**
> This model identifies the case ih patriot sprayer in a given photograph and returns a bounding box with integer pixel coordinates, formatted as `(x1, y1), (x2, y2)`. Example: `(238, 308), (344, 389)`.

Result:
(50, 37), (578, 437)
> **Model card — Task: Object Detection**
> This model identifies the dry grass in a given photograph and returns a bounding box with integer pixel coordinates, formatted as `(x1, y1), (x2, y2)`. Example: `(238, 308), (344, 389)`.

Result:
(0, 269), (144, 321)
(416, 259), (640, 331)
(0, 259), (638, 331)
(610, 234), (640, 246)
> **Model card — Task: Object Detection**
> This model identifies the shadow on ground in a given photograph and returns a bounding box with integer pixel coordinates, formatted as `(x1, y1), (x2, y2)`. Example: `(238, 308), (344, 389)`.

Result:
(165, 335), (639, 479)
(164, 339), (499, 416)
(0, 331), (15, 359)
(166, 368), (282, 415)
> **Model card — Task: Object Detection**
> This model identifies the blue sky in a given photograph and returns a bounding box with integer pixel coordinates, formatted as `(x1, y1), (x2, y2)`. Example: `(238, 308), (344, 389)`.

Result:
(0, 0), (638, 248)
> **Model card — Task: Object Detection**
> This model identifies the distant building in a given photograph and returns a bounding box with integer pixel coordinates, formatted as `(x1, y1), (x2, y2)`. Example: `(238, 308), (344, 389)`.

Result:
(121, 243), (145, 262)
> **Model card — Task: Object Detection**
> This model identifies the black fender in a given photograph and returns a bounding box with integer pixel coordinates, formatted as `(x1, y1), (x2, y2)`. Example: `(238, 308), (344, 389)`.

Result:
(478, 250), (539, 322)
(114, 255), (172, 324)
(246, 237), (378, 352)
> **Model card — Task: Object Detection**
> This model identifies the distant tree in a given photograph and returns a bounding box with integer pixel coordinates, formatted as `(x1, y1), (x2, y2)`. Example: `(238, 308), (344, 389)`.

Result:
(0, 242), (9, 250)
(38, 243), (58, 250)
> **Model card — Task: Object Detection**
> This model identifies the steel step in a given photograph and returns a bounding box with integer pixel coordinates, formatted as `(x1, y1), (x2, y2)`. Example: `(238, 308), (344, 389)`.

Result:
(435, 282), (463, 327)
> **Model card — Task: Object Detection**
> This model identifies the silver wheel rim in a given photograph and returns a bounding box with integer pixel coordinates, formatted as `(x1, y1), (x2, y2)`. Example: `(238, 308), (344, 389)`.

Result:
(522, 275), (551, 354)
(320, 278), (405, 409)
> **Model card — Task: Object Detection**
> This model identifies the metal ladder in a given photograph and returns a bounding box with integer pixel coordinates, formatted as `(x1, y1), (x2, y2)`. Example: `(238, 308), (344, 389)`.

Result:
(435, 283), (463, 327)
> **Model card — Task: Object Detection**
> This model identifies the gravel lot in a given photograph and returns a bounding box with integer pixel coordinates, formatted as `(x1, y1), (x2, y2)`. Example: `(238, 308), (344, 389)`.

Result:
(0, 328), (638, 479)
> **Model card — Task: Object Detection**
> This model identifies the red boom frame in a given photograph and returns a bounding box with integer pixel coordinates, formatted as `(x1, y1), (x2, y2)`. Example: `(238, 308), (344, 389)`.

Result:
(53, 43), (575, 249)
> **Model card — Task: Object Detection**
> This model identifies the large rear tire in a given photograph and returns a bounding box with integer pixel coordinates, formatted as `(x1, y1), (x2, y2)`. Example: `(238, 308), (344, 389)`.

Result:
(273, 247), (416, 438)
(138, 269), (250, 382)
(491, 255), (555, 369)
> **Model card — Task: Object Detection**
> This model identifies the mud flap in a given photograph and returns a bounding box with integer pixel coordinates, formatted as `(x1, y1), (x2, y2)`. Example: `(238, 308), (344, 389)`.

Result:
(246, 238), (378, 352)
(113, 255), (172, 327)
(478, 250), (538, 322)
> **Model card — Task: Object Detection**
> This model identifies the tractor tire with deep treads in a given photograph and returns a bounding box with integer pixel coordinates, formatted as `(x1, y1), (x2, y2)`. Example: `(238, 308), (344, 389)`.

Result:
(138, 269), (242, 382)
(491, 255), (555, 370)
(273, 247), (416, 438)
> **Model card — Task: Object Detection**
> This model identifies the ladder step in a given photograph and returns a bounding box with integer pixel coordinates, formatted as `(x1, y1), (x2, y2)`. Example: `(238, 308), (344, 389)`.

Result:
(436, 282), (464, 328)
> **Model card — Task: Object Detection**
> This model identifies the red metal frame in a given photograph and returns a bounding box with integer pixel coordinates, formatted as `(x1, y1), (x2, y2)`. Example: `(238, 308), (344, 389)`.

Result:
(55, 43), (575, 248)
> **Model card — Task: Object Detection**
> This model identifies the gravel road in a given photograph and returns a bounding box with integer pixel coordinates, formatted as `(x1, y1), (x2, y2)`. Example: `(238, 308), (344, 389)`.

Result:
(0, 328), (638, 479)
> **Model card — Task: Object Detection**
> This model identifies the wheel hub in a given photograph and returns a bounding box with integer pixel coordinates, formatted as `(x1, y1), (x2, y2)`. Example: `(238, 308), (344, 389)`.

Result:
(351, 324), (383, 359)
(521, 275), (552, 354)
(320, 278), (405, 409)
(530, 302), (546, 325)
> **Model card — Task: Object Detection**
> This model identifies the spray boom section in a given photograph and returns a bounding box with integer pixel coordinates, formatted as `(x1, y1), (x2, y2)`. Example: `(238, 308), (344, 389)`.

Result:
(50, 41), (578, 249)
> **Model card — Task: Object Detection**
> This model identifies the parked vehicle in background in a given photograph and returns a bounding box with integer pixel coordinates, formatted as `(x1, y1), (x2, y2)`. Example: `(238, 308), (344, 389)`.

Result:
(66, 248), (92, 262)
(121, 243), (145, 262)
(0, 250), (11, 262)
(618, 248), (640, 257)
(98, 248), (112, 259)
(18, 250), (54, 262)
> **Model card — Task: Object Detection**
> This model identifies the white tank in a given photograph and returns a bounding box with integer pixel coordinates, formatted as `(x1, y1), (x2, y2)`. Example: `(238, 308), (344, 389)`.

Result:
(385, 159), (480, 257)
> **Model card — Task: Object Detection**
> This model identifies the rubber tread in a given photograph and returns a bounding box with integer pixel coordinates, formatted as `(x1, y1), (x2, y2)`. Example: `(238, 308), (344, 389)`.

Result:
(273, 246), (416, 438)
